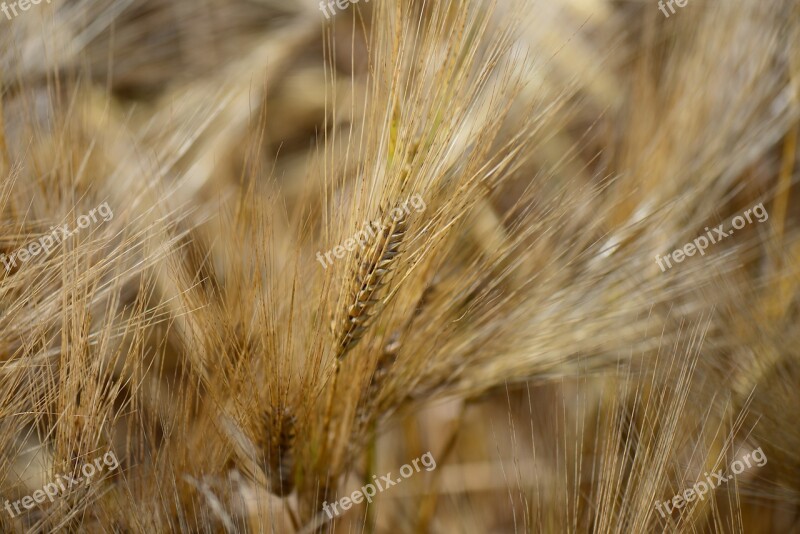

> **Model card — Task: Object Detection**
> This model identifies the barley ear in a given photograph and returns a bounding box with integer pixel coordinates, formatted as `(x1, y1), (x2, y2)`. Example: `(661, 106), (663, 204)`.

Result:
(257, 406), (296, 497)
(334, 207), (408, 360)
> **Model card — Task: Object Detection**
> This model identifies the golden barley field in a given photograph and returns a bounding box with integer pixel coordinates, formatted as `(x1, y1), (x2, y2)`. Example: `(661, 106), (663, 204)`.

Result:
(0, 0), (798, 532)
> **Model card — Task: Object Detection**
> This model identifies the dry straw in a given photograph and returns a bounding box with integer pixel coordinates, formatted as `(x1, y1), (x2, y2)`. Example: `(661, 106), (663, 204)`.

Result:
(0, 0), (798, 532)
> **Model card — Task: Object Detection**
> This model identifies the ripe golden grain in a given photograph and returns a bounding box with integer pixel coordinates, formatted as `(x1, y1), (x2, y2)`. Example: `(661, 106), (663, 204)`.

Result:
(334, 207), (408, 360)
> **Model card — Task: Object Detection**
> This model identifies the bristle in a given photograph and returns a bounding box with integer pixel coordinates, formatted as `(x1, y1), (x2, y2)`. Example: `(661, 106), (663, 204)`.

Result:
(354, 335), (399, 430)
(1, 0), (798, 532)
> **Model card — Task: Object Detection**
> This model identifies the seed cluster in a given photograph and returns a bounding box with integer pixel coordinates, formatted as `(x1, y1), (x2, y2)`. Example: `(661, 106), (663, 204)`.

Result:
(335, 208), (407, 360)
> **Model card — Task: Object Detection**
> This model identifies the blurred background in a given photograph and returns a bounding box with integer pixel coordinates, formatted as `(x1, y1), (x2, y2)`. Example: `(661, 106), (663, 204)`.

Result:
(0, 0), (799, 532)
